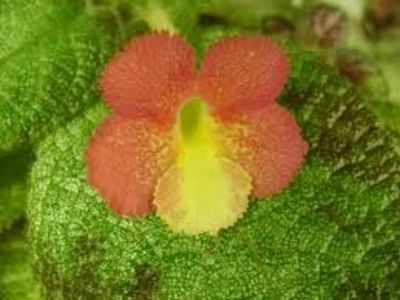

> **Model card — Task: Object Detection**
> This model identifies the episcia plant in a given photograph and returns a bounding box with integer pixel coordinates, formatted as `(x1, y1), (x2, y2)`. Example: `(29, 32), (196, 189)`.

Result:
(0, 0), (399, 299)
(86, 33), (308, 235)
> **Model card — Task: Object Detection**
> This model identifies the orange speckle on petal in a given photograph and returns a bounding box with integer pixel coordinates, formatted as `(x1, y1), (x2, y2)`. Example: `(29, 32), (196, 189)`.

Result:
(100, 32), (196, 124)
(218, 104), (308, 198)
(197, 35), (289, 117)
(85, 115), (175, 215)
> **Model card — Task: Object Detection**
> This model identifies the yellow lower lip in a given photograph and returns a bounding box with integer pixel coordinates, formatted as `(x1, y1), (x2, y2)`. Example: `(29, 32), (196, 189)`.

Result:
(154, 98), (252, 235)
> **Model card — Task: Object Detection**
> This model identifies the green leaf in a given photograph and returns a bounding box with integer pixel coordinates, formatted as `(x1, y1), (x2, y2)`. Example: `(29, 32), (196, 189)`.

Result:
(0, 0), (119, 154)
(28, 45), (400, 299)
(0, 0), (150, 239)
(1, 0), (397, 298)
(0, 223), (40, 300)
(0, 151), (33, 232)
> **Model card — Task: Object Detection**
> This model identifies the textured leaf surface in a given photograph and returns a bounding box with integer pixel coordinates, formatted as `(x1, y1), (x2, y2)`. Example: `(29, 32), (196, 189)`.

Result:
(0, 224), (40, 300)
(0, 0), (142, 236)
(28, 45), (400, 299)
(0, 0), (117, 154)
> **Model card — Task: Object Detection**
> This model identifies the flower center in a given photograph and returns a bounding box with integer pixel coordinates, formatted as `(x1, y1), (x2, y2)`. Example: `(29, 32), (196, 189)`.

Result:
(153, 98), (252, 235)
(178, 98), (216, 149)
(175, 99), (223, 218)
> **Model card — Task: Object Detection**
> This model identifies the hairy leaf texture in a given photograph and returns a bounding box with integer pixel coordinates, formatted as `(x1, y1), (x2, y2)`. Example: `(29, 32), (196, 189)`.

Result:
(0, 0), (138, 231)
(0, 0), (118, 154)
(28, 45), (400, 299)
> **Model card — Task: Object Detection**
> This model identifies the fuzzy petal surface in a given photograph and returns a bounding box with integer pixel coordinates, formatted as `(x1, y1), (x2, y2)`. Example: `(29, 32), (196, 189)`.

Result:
(218, 104), (308, 198)
(197, 35), (289, 117)
(154, 155), (252, 235)
(86, 115), (174, 215)
(100, 32), (196, 124)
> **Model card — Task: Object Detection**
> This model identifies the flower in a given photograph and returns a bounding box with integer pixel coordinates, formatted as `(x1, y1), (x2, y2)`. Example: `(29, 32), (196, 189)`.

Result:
(86, 32), (308, 235)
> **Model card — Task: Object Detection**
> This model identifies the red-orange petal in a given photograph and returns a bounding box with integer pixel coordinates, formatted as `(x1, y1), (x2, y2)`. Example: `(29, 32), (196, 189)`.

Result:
(85, 115), (174, 215)
(100, 32), (196, 124)
(218, 104), (308, 198)
(197, 35), (289, 118)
